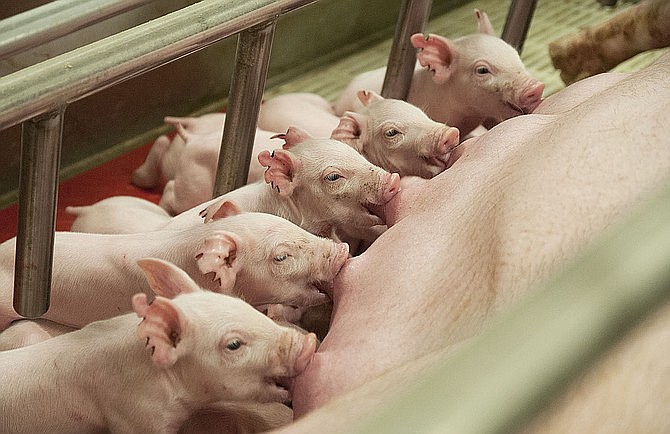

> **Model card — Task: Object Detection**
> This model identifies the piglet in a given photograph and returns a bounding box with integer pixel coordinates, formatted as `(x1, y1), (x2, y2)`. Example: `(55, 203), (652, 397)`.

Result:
(66, 133), (400, 248)
(165, 128), (400, 246)
(333, 9), (545, 136)
(258, 92), (340, 138)
(0, 202), (348, 335)
(131, 113), (281, 211)
(258, 90), (460, 178)
(0, 257), (317, 434)
(66, 195), (170, 234)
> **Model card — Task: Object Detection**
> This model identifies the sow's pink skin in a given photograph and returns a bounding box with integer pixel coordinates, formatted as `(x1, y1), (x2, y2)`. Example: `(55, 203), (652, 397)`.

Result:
(275, 54), (670, 433)
(333, 9), (545, 136)
(0, 257), (316, 434)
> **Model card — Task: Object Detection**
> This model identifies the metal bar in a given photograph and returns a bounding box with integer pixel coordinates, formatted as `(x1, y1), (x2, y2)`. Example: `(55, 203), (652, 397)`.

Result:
(381, 0), (433, 100)
(13, 108), (66, 318)
(0, 0), (318, 132)
(214, 19), (277, 196)
(360, 181), (670, 434)
(501, 0), (538, 53)
(0, 0), (157, 59)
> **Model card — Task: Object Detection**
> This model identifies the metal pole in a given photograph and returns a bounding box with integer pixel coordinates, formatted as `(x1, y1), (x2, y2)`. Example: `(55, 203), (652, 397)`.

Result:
(501, 0), (538, 53)
(381, 0), (433, 100)
(13, 107), (65, 318)
(214, 19), (277, 196)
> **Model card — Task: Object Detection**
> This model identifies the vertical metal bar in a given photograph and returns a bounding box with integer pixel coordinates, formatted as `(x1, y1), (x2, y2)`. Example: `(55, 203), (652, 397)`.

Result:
(501, 0), (538, 53)
(13, 107), (65, 318)
(381, 0), (433, 100)
(214, 19), (277, 196)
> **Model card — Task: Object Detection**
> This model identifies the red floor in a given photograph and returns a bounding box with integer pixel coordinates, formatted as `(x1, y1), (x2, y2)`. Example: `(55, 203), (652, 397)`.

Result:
(0, 142), (161, 243)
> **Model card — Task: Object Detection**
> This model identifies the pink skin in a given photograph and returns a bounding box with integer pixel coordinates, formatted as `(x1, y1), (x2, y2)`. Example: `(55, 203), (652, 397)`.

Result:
(0, 206), (347, 333)
(69, 131), (401, 255)
(260, 90), (461, 178)
(160, 128), (400, 244)
(66, 195), (171, 234)
(285, 52), (670, 426)
(0, 257), (316, 433)
(333, 9), (545, 136)
(258, 92), (340, 138)
(332, 90), (460, 178)
(137, 91), (454, 217)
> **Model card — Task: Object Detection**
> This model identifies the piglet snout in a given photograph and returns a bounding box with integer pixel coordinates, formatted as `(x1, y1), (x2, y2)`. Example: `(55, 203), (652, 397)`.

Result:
(380, 172), (401, 204)
(519, 81), (545, 113)
(294, 332), (318, 375)
(437, 126), (460, 155)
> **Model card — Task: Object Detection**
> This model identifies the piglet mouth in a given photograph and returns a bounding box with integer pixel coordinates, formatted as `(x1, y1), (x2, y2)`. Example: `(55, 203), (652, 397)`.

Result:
(362, 201), (387, 225)
(505, 101), (528, 115)
(311, 280), (333, 300)
(421, 153), (451, 171)
(266, 376), (292, 401)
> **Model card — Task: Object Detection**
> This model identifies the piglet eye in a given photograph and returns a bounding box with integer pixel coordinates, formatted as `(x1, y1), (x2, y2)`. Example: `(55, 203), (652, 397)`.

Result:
(274, 253), (288, 262)
(226, 339), (242, 350)
(476, 66), (490, 75)
(325, 172), (341, 182)
(385, 128), (399, 138)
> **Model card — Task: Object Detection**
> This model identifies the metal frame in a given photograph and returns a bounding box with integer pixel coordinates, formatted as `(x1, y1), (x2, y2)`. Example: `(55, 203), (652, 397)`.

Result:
(0, 0), (318, 317)
(0, 0), (158, 59)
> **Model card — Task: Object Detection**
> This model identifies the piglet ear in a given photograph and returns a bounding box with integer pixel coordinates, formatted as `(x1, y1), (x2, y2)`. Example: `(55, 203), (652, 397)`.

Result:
(270, 126), (313, 150)
(257, 149), (299, 196)
(195, 231), (241, 291)
(356, 89), (384, 107)
(474, 9), (496, 36)
(132, 293), (187, 368)
(330, 112), (365, 153)
(411, 33), (455, 84)
(199, 200), (242, 223)
(137, 257), (202, 299)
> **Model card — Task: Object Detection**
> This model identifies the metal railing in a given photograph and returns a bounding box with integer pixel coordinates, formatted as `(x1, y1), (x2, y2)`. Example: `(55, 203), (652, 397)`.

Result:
(0, 0), (158, 59)
(0, 0), (320, 317)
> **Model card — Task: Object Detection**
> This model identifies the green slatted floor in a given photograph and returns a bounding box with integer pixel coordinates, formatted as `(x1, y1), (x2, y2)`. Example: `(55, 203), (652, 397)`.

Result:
(264, 0), (667, 101)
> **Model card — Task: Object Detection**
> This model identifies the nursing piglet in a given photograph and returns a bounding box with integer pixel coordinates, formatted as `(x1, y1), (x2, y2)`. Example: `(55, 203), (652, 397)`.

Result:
(259, 90), (460, 178)
(333, 9), (545, 136)
(66, 131), (400, 246)
(0, 257), (317, 434)
(0, 202), (349, 332)
(168, 128), (400, 246)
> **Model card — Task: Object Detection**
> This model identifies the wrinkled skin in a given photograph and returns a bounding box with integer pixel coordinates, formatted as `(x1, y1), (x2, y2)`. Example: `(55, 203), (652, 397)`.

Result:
(271, 52), (670, 433)
(333, 9), (545, 136)
(0, 258), (317, 433)
(0, 207), (348, 332)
